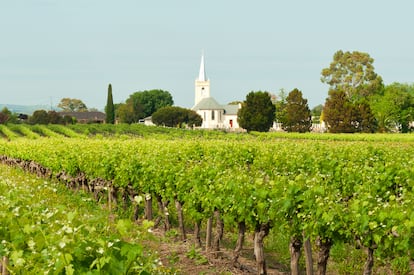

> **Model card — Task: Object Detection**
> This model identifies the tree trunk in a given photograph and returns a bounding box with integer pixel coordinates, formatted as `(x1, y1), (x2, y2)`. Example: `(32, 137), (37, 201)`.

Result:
(289, 236), (302, 275)
(156, 195), (170, 231)
(303, 235), (314, 275)
(194, 220), (202, 248)
(111, 186), (118, 207)
(233, 221), (246, 267)
(363, 247), (375, 275)
(175, 199), (186, 241)
(144, 193), (153, 220)
(133, 204), (140, 221)
(212, 209), (224, 258)
(108, 185), (112, 211)
(205, 216), (213, 252)
(254, 223), (270, 275)
(316, 237), (332, 275)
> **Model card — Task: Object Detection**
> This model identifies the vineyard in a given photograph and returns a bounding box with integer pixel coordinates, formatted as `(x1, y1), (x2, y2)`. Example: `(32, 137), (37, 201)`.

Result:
(1, 123), (414, 274)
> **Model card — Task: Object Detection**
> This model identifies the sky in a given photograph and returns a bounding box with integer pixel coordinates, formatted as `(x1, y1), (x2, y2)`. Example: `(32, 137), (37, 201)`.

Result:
(1, 0), (413, 110)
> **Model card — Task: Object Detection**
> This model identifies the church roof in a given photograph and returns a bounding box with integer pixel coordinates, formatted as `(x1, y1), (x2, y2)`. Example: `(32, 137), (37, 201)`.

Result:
(192, 97), (224, 111)
(223, 104), (240, 115)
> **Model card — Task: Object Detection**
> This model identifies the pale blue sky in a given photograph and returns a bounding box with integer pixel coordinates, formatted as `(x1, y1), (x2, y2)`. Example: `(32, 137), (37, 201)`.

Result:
(1, 0), (413, 110)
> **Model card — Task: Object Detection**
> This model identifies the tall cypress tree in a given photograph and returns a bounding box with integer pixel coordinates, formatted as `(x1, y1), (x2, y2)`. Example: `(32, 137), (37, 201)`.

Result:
(105, 84), (115, 124)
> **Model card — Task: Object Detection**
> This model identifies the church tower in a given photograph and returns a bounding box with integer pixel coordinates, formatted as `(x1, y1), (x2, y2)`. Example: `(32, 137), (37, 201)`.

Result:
(194, 53), (210, 106)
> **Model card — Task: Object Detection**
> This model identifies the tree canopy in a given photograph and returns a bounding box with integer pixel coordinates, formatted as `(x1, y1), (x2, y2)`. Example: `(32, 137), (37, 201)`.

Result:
(323, 89), (356, 133)
(105, 84), (115, 124)
(0, 107), (11, 124)
(237, 91), (275, 132)
(151, 106), (202, 128)
(117, 89), (174, 124)
(58, 98), (88, 112)
(370, 83), (414, 132)
(321, 50), (383, 133)
(274, 89), (287, 124)
(321, 50), (383, 102)
(280, 89), (312, 132)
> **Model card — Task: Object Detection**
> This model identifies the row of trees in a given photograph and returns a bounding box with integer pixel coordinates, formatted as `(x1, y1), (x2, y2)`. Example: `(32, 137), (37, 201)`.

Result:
(238, 50), (414, 133)
(237, 89), (312, 133)
(3, 49), (409, 132)
(322, 50), (414, 133)
(0, 108), (74, 125)
(104, 85), (202, 127)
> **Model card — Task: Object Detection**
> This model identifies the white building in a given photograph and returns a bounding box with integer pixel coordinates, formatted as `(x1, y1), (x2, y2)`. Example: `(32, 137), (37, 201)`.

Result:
(191, 54), (241, 130)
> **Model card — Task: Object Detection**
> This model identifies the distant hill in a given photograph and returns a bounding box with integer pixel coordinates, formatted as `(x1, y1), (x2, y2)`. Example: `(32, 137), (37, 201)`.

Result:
(0, 104), (54, 115)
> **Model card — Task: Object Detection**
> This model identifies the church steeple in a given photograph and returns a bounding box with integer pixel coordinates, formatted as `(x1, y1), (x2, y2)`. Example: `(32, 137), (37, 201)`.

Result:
(193, 52), (210, 107)
(198, 54), (207, 81)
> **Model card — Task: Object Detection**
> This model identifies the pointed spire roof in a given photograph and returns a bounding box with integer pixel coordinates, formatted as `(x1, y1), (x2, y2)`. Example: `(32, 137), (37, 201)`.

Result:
(198, 53), (207, 81)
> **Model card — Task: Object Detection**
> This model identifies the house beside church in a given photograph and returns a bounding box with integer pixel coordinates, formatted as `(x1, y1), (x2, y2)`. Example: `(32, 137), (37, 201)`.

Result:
(191, 54), (241, 130)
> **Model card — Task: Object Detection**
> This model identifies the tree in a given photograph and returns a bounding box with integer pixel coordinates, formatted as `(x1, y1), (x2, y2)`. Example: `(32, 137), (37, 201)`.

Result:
(58, 98), (88, 112)
(118, 89), (174, 123)
(370, 83), (414, 132)
(129, 89), (174, 118)
(187, 110), (203, 127)
(311, 104), (323, 123)
(47, 110), (64, 124)
(29, 110), (50, 124)
(323, 89), (357, 133)
(152, 106), (202, 128)
(105, 84), (115, 124)
(0, 107), (10, 124)
(321, 50), (383, 102)
(321, 50), (381, 132)
(116, 103), (140, 124)
(274, 89), (287, 124)
(355, 101), (377, 133)
(280, 89), (312, 132)
(237, 91), (275, 132)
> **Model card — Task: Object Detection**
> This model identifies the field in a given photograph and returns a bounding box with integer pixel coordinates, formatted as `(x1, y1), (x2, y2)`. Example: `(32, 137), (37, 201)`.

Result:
(1, 123), (414, 274)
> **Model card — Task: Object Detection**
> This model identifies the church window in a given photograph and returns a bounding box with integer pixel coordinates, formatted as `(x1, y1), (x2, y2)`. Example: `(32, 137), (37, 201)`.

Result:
(204, 112), (206, 120)
(211, 110), (215, 120)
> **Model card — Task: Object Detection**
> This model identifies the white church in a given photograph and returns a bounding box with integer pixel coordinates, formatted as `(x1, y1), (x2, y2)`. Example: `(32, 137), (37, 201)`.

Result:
(192, 54), (241, 130)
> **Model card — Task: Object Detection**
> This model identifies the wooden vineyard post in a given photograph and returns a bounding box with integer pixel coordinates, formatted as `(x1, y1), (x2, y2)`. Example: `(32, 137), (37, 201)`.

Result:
(1, 256), (9, 275)
(205, 216), (212, 252)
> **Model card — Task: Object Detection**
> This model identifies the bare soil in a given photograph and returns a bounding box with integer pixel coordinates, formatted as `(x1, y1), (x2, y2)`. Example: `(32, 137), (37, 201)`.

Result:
(147, 229), (289, 275)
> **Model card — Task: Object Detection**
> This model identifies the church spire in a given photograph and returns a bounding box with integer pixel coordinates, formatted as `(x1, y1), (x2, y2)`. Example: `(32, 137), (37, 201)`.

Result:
(198, 53), (207, 81)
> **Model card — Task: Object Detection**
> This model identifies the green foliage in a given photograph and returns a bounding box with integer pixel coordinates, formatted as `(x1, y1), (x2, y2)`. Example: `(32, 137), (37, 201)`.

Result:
(323, 89), (377, 133)
(105, 84), (115, 124)
(370, 82), (414, 132)
(0, 165), (161, 274)
(28, 110), (67, 125)
(2, 126), (414, 273)
(118, 89), (174, 123)
(29, 110), (49, 125)
(186, 246), (208, 265)
(311, 104), (323, 123)
(280, 88), (312, 132)
(321, 50), (382, 133)
(274, 89), (287, 123)
(152, 106), (202, 127)
(116, 102), (140, 124)
(0, 125), (20, 140)
(7, 124), (40, 139)
(321, 50), (384, 102)
(238, 91), (275, 132)
(0, 107), (11, 124)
